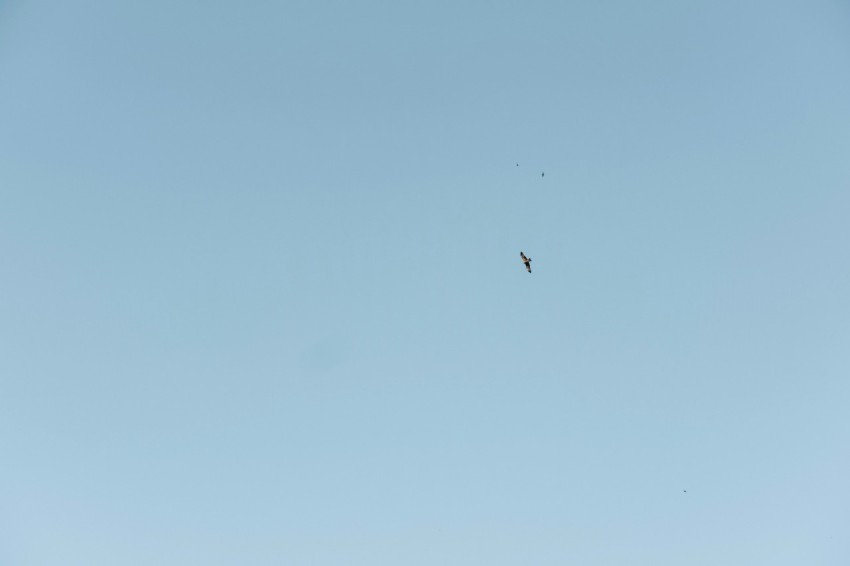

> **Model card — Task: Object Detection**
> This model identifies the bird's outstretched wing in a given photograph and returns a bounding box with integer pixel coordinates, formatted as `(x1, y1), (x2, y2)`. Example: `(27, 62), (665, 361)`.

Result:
(520, 252), (532, 273)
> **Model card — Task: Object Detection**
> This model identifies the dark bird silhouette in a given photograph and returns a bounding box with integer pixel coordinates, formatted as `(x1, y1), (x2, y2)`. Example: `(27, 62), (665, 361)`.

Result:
(541, 171), (544, 177)
(683, 490), (687, 494)
(516, 162), (519, 166)
(520, 251), (532, 273)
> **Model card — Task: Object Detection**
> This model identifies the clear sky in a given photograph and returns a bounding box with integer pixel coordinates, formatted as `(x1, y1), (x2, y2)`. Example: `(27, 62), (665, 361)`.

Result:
(1, 1), (849, 564)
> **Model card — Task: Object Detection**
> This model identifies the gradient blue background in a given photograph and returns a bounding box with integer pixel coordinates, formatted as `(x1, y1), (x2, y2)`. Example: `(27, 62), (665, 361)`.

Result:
(1, 1), (849, 564)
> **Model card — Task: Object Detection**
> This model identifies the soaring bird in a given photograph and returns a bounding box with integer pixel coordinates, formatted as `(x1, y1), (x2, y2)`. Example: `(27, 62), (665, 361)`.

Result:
(520, 251), (532, 273)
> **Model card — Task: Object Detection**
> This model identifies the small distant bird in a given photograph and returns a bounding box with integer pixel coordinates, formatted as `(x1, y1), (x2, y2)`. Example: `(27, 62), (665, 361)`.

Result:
(516, 162), (519, 166)
(520, 251), (532, 273)
(541, 171), (545, 177)
(683, 490), (687, 494)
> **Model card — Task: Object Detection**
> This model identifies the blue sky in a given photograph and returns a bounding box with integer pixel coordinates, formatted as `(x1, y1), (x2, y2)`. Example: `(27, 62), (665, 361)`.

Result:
(1, 1), (849, 564)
